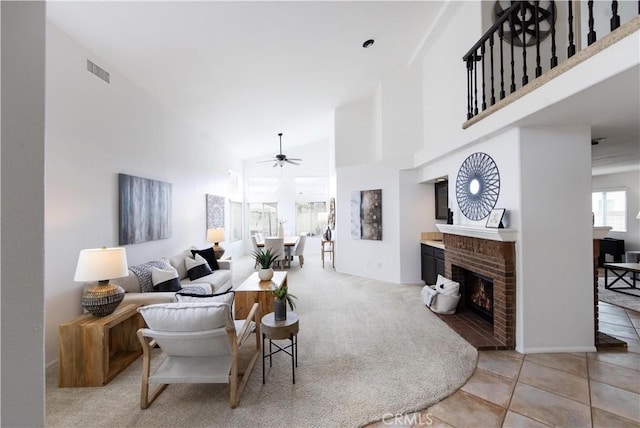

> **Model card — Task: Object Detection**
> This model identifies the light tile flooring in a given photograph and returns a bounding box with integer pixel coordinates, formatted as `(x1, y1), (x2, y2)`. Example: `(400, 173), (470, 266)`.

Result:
(369, 301), (640, 427)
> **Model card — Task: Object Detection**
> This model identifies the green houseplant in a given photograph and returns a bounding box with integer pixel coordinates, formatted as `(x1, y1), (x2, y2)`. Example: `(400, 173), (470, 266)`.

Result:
(271, 282), (297, 320)
(252, 248), (280, 281)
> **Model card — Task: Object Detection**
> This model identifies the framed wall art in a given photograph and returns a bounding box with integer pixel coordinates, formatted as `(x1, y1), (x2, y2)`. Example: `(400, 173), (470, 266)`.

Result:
(351, 189), (382, 240)
(206, 194), (225, 230)
(119, 173), (172, 245)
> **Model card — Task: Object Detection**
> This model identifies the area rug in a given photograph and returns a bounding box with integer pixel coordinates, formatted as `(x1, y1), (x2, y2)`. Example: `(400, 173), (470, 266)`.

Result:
(46, 258), (477, 428)
(598, 276), (640, 312)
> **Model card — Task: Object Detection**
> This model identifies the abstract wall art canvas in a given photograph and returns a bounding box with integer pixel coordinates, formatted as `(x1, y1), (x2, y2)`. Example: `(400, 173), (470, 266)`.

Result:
(206, 194), (225, 229)
(119, 174), (172, 245)
(351, 189), (382, 240)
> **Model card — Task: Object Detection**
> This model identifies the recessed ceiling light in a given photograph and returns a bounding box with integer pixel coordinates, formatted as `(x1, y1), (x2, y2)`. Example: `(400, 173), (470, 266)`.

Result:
(362, 39), (375, 48)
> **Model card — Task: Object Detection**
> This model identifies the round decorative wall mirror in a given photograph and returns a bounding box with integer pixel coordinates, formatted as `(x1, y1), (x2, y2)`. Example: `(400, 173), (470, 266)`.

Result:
(456, 152), (500, 221)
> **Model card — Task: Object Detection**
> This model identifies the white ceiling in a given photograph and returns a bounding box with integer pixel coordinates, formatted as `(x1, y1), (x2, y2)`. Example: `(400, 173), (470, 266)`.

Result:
(46, 2), (639, 172)
(47, 1), (442, 160)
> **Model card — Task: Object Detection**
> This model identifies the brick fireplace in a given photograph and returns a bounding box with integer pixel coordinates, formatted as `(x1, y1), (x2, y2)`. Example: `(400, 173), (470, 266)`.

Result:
(441, 229), (516, 349)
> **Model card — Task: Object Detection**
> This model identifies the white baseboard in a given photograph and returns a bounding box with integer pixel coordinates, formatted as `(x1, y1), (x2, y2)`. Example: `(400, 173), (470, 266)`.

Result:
(517, 345), (597, 354)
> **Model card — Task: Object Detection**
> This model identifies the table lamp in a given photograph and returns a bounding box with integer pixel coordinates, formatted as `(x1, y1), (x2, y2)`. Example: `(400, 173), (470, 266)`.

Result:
(74, 247), (128, 317)
(207, 227), (225, 259)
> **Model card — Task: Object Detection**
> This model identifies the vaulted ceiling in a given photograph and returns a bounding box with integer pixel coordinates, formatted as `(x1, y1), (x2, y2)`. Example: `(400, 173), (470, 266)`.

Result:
(47, 1), (442, 159)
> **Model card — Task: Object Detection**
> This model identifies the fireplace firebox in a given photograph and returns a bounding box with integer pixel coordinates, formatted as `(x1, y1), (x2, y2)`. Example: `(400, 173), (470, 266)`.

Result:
(464, 270), (494, 323)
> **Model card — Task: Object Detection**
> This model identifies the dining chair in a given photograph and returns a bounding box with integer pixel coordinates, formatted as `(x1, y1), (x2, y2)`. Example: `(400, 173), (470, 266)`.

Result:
(264, 237), (286, 268)
(251, 236), (260, 268)
(293, 235), (306, 267)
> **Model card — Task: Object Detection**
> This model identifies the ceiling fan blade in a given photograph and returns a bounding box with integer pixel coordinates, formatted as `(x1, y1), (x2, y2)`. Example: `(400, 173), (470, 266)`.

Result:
(272, 162), (278, 168)
(257, 159), (276, 163)
(286, 159), (301, 165)
(287, 157), (302, 161)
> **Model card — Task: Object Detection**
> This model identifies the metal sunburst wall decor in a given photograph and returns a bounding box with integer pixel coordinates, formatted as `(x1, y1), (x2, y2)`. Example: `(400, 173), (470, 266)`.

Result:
(456, 152), (500, 221)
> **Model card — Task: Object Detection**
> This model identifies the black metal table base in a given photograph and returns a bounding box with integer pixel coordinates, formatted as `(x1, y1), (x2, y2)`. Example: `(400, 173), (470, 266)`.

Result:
(262, 334), (298, 384)
(604, 264), (640, 297)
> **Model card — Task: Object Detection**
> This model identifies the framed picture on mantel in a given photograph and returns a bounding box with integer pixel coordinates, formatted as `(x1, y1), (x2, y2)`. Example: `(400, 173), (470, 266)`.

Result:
(486, 208), (506, 228)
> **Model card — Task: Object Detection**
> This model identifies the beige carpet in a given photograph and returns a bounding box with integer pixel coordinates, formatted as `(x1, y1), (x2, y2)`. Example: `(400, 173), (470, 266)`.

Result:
(598, 276), (640, 312)
(46, 255), (477, 428)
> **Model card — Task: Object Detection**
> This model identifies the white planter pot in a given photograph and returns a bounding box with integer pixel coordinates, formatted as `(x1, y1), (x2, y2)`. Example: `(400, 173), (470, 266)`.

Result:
(258, 267), (274, 281)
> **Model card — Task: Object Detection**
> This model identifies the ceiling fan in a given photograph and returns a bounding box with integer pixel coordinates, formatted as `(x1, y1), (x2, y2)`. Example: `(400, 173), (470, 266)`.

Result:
(258, 133), (302, 167)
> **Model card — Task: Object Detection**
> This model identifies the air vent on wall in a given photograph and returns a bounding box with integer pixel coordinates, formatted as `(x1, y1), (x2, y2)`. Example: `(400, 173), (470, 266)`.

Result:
(86, 59), (110, 83)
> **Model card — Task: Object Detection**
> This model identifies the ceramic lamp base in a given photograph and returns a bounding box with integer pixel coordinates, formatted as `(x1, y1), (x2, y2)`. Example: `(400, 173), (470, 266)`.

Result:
(81, 281), (125, 317)
(213, 244), (225, 260)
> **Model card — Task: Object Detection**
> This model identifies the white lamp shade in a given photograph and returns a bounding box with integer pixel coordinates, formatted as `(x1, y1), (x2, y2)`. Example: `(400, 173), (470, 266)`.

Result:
(74, 247), (129, 282)
(206, 228), (225, 244)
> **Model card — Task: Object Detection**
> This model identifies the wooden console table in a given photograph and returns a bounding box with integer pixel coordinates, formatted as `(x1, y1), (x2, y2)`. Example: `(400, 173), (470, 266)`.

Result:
(235, 271), (288, 320)
(58, 303), (144, 387)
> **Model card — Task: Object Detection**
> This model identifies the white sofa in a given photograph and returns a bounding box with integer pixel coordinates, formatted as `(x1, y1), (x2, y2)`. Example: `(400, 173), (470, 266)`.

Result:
(111, 247), (232, 306)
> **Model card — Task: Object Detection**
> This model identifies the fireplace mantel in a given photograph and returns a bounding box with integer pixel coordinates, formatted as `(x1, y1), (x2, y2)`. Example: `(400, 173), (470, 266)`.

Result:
(435, 224), (518, 242)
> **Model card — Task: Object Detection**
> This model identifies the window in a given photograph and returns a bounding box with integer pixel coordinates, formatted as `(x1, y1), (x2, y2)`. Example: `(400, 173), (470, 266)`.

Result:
(592, 190), (626, 232)
(229, 201), (242, 242)
(295, 202), (327, 236)
(248, 203), (278, 237)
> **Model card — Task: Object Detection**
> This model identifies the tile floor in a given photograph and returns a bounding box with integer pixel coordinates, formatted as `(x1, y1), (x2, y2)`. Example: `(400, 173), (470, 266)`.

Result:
(368, 301), (640, 427)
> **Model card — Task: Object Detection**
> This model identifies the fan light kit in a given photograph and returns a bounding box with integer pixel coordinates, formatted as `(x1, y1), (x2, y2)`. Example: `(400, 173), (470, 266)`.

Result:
(258, 133), (302, 167)
(362, 39), (375, 48)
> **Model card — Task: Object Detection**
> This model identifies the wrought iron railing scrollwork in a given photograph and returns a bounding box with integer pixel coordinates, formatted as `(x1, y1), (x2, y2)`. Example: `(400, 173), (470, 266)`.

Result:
(463, 1), (639, 121)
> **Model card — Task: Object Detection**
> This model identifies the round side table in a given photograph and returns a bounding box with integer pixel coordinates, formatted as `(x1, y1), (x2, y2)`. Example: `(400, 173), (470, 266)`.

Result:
(261, 312), (299, 384)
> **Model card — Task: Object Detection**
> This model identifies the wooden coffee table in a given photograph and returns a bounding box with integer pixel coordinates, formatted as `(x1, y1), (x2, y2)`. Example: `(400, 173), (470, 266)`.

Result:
(235, 271), (288, 320)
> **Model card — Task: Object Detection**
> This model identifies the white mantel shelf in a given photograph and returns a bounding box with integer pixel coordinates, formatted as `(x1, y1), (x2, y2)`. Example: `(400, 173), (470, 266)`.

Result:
(435, 224), (519, 242)
(593, 226), (612, 240)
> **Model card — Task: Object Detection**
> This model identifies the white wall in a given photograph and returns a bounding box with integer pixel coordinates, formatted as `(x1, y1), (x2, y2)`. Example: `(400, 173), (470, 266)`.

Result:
(518, 126), (594, 353)
(335, 97), (376, 168)
(592, 170), (640, 252)
(336, 159), (404, 283)
(399, 170), (432, 284)
(44, 23), (242, 365)
(1, 2), (46, 426)
(380, 65), (424, 160)
(418, 128), (522, 230)
(419, 1), (482, 163)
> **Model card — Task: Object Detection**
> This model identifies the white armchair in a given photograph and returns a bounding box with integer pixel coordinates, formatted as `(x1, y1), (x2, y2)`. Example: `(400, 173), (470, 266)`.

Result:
(136, 301), (261, 409)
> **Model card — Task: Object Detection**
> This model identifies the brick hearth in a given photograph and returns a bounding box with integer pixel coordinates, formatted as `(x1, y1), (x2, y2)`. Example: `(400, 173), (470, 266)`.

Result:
(443, 233), (516, 349)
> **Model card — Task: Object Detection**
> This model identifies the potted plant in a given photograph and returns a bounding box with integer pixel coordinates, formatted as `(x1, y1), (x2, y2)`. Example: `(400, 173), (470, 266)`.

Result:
(252, 248), (279, 281)
(271, 283), (297, 320)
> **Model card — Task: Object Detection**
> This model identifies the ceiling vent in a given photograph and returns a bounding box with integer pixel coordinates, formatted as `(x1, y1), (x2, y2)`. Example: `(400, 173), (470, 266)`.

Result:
(86, 59), (110, 84)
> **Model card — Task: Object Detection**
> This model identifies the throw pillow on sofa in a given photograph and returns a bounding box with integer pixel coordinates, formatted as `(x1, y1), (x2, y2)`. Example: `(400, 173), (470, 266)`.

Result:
(129, 259), (170, 293)
(185, 253), (213, 281)
(191, 247), (219, 271)
(151, 265), (182, 292)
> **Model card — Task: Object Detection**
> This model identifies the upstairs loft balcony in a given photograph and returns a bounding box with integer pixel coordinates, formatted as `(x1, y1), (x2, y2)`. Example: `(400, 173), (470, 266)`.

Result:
(463, 1), (640, 128)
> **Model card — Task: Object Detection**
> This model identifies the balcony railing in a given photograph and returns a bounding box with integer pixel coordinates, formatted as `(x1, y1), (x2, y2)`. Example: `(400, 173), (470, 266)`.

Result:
(463, 1), (639, 122)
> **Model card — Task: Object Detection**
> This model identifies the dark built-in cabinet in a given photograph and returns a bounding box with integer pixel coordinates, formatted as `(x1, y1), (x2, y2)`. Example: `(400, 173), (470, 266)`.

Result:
(421, 244), (445, 285)
(435, 180), (448, 220)
(598, 238), (625, 266)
